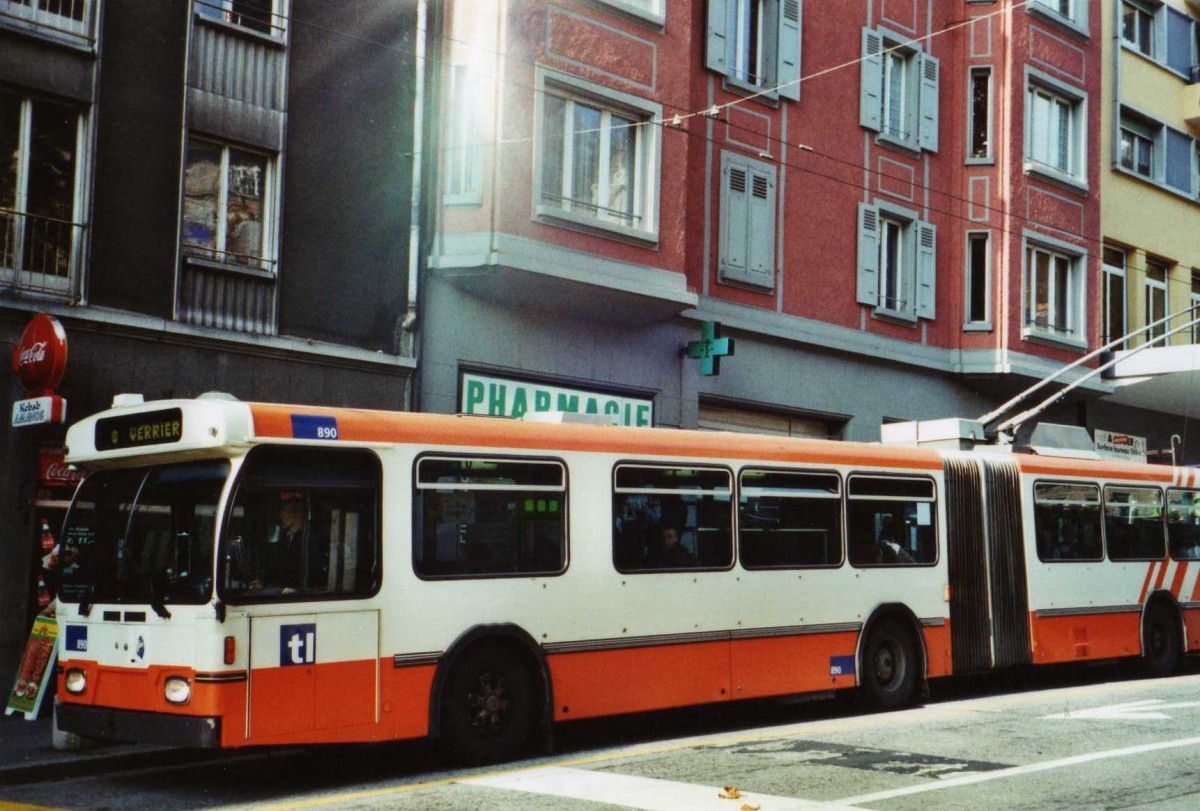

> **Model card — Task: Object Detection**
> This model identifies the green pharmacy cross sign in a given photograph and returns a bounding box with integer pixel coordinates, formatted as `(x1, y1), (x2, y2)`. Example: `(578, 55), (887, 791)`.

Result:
(685, 321), (735, 376)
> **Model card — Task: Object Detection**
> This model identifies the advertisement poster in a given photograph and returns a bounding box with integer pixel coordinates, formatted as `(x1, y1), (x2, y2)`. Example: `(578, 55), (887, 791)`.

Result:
(5, 612), (59, 720)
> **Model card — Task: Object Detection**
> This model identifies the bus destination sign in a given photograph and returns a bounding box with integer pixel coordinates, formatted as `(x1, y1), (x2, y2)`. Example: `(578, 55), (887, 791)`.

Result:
(95, 408), (184, 451)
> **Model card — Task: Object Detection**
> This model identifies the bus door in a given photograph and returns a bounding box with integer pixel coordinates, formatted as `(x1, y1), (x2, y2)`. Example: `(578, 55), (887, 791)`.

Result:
(943, 455), (1030, 673)
(248, 610), (379, 739)
(220, 445), (383, 740)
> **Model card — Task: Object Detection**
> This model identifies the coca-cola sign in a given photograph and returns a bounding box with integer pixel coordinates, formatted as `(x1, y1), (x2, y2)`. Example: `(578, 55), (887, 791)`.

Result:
(12, 315), (67, 396)
(38, 447), (83, 487)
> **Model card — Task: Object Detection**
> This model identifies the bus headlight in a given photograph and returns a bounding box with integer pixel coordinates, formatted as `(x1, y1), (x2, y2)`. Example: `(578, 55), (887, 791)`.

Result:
(64, 668), (87, 694)
(164, 676), (191, 705)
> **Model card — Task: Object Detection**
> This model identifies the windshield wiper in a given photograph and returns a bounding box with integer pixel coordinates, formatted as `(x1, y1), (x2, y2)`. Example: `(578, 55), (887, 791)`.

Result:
(145, 576), (172, 620)
(78, 585), (94, 617)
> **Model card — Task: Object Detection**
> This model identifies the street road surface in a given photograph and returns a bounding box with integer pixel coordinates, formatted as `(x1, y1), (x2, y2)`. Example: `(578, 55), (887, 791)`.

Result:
(5, 666), (1200, 810)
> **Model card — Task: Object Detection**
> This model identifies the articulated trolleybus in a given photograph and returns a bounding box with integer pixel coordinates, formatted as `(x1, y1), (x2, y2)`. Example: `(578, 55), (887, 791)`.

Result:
(56, 395), (1200, 762)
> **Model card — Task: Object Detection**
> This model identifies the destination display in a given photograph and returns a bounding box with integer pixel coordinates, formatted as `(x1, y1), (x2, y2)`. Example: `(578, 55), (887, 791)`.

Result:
(95, 408), (184, 451)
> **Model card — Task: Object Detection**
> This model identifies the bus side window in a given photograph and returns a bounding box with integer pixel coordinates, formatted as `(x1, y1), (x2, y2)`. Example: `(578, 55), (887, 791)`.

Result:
(612, 464), (733, 573)
(739, 469), (842, 569)
(846, 475), (936, 567)
(1167, 489), (1200, 560)
(219, 447), (381, 602)
(1033, 482), (1102, 562)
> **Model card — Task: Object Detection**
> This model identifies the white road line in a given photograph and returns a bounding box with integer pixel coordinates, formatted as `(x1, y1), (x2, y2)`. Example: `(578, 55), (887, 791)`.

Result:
(838, 735), (1200, 806)
(467, 766), (868, 810)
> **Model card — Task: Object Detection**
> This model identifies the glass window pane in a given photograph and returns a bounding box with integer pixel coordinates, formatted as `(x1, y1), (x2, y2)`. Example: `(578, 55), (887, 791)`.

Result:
(1168, 490), (1200, 560)
(1054, 255), (1070, 331)
(1034, 482), (1103, 561)
(847, 475), (937, 566)
(226, 149), (266, 263)
(25, 99), (77, 276)
(740, 469), (842, 569)
(541, 94), (567, 207)
(1105, 487), (1165, 560)
(614, 465), (732, 572)
(182, 140), (222, 255)
(0, 90), (20, 269)
(571, 103), (602, 213)
(607, 113), (635, 224)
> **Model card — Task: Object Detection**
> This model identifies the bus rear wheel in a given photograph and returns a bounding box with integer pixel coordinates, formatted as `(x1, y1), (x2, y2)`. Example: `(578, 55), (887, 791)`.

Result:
(1142, 602), (1181, 677)
(441, 642), (536, 765)
(861, 617), (918, 710)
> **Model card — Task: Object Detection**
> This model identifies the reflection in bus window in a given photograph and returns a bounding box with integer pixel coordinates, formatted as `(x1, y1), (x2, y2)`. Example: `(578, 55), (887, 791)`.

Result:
(1104, 486), (1165, 561)
(847, 475), (937, 566)
(222, 447), (380, 600)
(1034, 482), (1102, 562)
(739, 469), (842, 568)
(1167, 489), (1200, 560)
(613, 464), (733, 572)
(60, 462), (229, 607)
(414, 457), (566, 578)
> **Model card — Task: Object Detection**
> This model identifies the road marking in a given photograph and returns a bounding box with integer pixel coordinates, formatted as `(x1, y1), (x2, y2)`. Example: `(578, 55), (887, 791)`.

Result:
(1042, 699), (1200, 721)
(838, 735), (1200, 806)
(467, 766), (864, 810)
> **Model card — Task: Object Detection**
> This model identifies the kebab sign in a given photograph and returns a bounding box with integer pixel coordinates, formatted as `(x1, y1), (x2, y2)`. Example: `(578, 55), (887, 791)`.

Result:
(11, 314), (68, 428)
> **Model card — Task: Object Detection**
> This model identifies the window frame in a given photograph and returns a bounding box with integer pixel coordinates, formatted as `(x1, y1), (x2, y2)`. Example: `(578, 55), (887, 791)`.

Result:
(964, 230), (992, 330)
(1119, 114), (1157, 179)
(1027, 0), (1090, 37)
(966, 66), (993, 164)
(181, 136), (278, 272)
(193, 0), (287, 39)
(737, 467), (844, 570)
(0, 89), (87, 293)
(706, 0), (803, 103)
(1103, 484), (1166, 562)
(612, 461), (735, 574)
(860, 26), (939, 154)
(1033, 480), (1104, 563)
(533, 68), (661, 245)
(412, 453), (569, 581)
(1024, 72), (1087, 188)
(1144, 258), (1169, 343)
(442, 61), (485, 206)
(1102, 245), (1129, 348)
(1022, 234), (1087, 350)
(591, 0), (666, 27)
(846, 473), (938, 568)
(1121, 0), (1156, 57)
(1190, 269), (1200, 344)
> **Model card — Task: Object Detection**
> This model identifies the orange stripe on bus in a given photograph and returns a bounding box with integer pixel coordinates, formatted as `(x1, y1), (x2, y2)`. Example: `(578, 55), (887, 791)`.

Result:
(1171, 561), (1189, 599)
(1191, 570), (1200, 603)
(248, 404), (945, 471)
(1029, 611), (1141, 664)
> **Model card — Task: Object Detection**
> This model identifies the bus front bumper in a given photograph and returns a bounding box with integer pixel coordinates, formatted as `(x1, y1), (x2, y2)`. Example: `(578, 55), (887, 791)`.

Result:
(56, 702), (221, 748)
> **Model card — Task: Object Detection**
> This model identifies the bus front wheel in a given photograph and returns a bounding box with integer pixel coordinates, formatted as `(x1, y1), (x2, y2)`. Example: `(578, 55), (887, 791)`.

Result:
(440, 641), (536, 764)
(1142, 602), (1181, 677)
(861, 617), (918, 710)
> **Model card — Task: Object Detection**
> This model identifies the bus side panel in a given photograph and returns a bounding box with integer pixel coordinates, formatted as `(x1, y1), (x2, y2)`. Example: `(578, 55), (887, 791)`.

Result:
(729, 631), (859, 699)
(548, 641), (731, 721)
(922, 621), (953, 679)
(1184, 607), (1200, 652)
(380, 661), (436, 740)
(1028, 611), (1142, 664)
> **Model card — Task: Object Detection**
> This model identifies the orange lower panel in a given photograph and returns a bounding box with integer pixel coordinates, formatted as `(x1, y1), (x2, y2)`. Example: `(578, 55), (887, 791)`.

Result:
(729, 633), (859, 700)
(1185, 608), (1200, 653)
(1029, 611), (1141, 664)
(549, 642), (732, 721)
(923, 622), (953, 679)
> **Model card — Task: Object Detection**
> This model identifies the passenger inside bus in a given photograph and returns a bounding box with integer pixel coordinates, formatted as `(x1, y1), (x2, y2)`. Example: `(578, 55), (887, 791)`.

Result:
(246, 494), (329, 592)
(652, 525), (693, 568)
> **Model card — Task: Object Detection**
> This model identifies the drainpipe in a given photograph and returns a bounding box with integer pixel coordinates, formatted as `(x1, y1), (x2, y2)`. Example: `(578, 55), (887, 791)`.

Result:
(399, 0), (429, 363)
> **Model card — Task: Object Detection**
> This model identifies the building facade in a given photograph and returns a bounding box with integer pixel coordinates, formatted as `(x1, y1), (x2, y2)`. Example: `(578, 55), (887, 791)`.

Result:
(0, 0), (420, 682)
(422, 0), (1153, 446)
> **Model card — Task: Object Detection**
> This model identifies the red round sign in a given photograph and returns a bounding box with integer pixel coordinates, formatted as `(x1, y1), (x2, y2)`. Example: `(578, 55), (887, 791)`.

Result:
(12, 314), (68, 395)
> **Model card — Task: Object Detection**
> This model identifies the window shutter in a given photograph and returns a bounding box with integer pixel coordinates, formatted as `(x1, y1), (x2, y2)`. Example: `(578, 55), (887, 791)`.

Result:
(1165, 128), (1194, 193)
(720, 162), (750, 277)
(856, 203), (880, 306)
(915, 220), (937, 320)
(776, 0), (802, 101)
(1165, 8), (1194, 77)
(707, 0), (730, 75)
(917, 52), (940, 153)
(859, 29), (883, 132)
(746, 169), (776, 284)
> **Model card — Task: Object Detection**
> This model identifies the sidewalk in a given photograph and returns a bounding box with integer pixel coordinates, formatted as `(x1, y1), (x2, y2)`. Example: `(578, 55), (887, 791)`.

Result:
(0, 711), (203, 785)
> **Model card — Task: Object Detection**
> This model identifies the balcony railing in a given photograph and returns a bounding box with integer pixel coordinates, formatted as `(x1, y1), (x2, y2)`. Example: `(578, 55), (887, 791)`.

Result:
(0, 207), (84, 298)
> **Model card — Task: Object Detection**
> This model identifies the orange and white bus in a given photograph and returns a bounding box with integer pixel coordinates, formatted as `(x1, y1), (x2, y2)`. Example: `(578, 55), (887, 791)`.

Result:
(53, 395), (1200, 762)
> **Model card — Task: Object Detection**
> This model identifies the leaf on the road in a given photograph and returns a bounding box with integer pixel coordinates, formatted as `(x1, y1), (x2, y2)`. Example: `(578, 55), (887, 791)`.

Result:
(740, 805), (761, 811)
(718, 785), (742, 799)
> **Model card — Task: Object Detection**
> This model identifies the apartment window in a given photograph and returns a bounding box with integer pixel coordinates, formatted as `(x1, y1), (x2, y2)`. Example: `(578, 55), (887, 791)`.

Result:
(1102, 246), (1128, 347)
(195, 0), (283, 36)
(1026, 81), (1083, 181)
(968, 68), (992, 161)
(0, 0), (92, 37)
(1145, 259), (1169, 343)
(718, 151), (776, 290)
(537, 71), (660, 242)
(1029, 0), (1088, 32)
(965, 232), (991, 327)
(860, 28), (940, 153)
(1191, 271), (1200, 344)
(1119, 115), (1155, 178)
(443, 63), (483, 205)
(705, 0), (802, 101)
(1025, 242), (1084, 342)
(182, 138), (274, 269)
(856, 203), (937, 321)
(0, 89), (83, 289)
(595, 0), (665, 25)
(1122, 1), (1155, 56)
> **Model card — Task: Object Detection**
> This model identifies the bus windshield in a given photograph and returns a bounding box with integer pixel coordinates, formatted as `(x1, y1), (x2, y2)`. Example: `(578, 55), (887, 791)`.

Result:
(59, 460), (230, 609)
